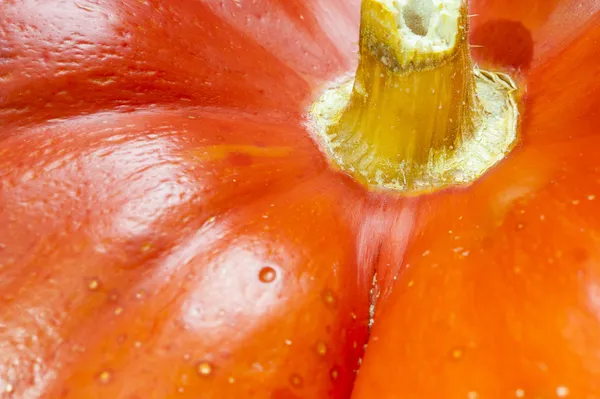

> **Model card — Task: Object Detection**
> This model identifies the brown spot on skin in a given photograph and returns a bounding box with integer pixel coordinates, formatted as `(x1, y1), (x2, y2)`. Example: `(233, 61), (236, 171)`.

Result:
(228, 152), (253, 167)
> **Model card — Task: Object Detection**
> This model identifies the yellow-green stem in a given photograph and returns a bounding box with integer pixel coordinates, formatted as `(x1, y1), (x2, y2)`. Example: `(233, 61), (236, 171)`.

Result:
(310, 0), (518, 193)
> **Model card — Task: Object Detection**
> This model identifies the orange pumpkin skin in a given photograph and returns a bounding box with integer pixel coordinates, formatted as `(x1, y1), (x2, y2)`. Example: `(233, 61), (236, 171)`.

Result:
(352, 5), (600, 398)
(0, 1), (599, 399)
(0, 1), (371, 397)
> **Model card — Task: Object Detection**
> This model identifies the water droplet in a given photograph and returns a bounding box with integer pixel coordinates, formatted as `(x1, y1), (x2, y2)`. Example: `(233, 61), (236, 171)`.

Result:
(408, 280), (415, 287)
(451, 348), (463, 359)
(289, 374), (303, 387)
(135, 291), (145, 300)
(284, 339), (293, 346)
(252, 362), (264, 372)
(556, 386), (569, 397)
(141, 243), (152, 252)
(572, 200), (581, 205)
(97, 370), (111, 384)
(588, 195), (596, 201)
(316, 341), (327, 356)
(468, 392), (478, 399)
(515, 389), (525, 398)
(196, 361), (213, 376)
(134, 341), (142, 348)
(330, 367), (339, 381)
(5, 383), (14, 393)
(322, 290), (337, 308)
(228, 377), (236, 384)
(179, 373), (189, 384)
(114, 307), (123, 316)
(259, 267), (276, 283)
(88, 279), (100, 290)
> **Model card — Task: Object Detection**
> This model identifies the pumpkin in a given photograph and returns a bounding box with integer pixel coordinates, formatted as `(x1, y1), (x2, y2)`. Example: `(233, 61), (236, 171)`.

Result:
(0, 0), (598, 398)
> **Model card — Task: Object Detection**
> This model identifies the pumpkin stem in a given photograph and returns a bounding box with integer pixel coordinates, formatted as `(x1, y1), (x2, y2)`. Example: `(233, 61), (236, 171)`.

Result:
(310, 0), (519, 193)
